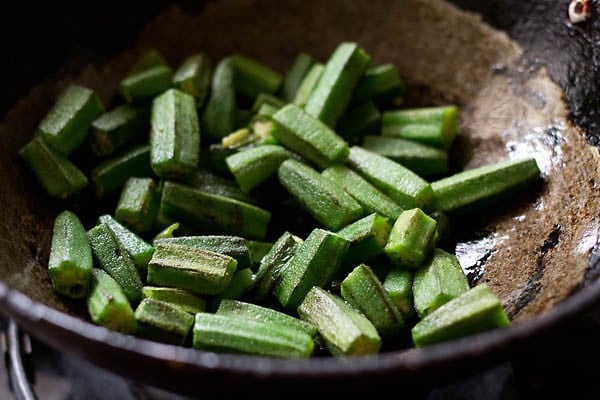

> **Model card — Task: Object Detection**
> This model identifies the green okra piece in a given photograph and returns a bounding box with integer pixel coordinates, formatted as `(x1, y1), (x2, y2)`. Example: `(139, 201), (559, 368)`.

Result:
(87, 269), (137, 334)
(216, 299), (316, 337)
(256, 103), (279, 118)
(208, 144), (238, 174)
(192, 312), (314, 358)
(336, 101), (381, 145)
(383, 268), (414, 318)
(115, 177), (159, 234)
(293, 63), (324, 108)
(275, 228), (349, 310)
(154, 235), (252, 269)
(142, 286), (206, 314)
(413, 248), (470, 318)
(271, 103), (349, 169)
(201, 58), (237, 140)
(88, 223), (143, 305)
(382, 106), (459, 150)
(322, 165), (403, 221)
(430, 211), (451, 246)
(384, 208), (437, 269)
(251, 93), (285, 113)
(185, 168), (256, 204)
(152, 223), (180, 243)
(48, 210), (92, 299)
(346, 146), (433, 210)
(297, 286), (381, 356)
(278, 159), (363, 231)
(305, 42), (371, 127)
(134, 298), (194, 345)
(19, 137), (88, 199)
(253, 231), (302, 301)
(98, 214), (155, 275)
(89, 105), (150, 157)
(172, 53), (212, 106)
(36, 84), (104, 155)
(226, 145), (289, 193)
(353, 63), (405, 107)
(362, 136), (449, 177)
(147, 242), (237, 295)
(336, 213), (392, 268)
(246, 240), (273, 269)
(230, 54), (283, 98)
(217, 268), (254, 300)
(431, 158), (542, 214)
(150, 88), (200, 179)
(411, 284), (510, 347)
(280, 52), (316, 102)
(159, 181), (271, 240)
(90, 144), (153, 198)
(340, 264), (404, 336)
(128, 49), (168, 75)
(119, 65), (174, 103)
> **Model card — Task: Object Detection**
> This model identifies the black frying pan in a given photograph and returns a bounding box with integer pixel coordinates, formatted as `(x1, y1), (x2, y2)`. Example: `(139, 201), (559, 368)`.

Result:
(1, 0), (599, 395)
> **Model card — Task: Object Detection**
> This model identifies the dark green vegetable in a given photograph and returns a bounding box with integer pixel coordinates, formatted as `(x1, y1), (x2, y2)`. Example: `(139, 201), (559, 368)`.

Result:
(172, 53), (212, 106)
(201, 58), (237, 141)
(186, 168), (256, 204)
(336, 101), (381, 145)
(293, 63), (324, 107)
(90, 105), (150, 157)
(115, 177), (159, 234)
(87, 269), (137, 334)
(217, 268), (254, 300)
(119, 65), (174, 103)
(128, 49), (168, 74)
(226, 145), (289, 193)
(384, 208), (437, 268)
(141, 286), (206, 314)
(230, 54), (283, 98)
(353, 63), (405, 107)
(280, 52), (315, 102)
(336, 213), (392, 269)
(134, 298), (194, 345)
(48, 211), (92, 298)
(246, 240), (273, 269)
(152, 223), (180, 244)
(383, 268), (414, 318)
(430, 211), (451, 246)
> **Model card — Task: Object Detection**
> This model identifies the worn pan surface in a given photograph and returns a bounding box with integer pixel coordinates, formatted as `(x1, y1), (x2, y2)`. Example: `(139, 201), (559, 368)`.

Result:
(1, 0), (599, 394)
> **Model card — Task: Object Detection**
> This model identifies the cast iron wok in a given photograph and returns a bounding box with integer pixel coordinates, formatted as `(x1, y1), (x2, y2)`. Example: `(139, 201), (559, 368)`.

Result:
(1, 0), (600, 395)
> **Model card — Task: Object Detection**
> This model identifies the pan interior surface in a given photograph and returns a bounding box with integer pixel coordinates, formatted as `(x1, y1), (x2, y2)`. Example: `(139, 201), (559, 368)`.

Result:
(0, 0), (599, 374)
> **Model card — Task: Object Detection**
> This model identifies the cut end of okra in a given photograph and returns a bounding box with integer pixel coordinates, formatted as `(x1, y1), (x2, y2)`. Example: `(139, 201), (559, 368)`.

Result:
(115, 177), (160, 234)
(90, 105), (150, 157)
(134, 298), (194, 345)
(336, 213), (393, 269)
(87, 269), (137, 334)
(384, 208), (437, 268)
(226, 145), (289, 193)
(172, 53), (212, 105)
(142, 286), (206, 315)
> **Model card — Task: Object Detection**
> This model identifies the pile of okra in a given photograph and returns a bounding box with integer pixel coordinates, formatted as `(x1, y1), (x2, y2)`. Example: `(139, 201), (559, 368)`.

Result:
(20, 42), (542, 357)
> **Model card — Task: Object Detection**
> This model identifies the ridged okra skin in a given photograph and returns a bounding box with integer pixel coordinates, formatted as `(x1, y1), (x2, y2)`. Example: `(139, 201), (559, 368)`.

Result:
(412, 248), (470, 318)
(336, 213), (392, 269)
(216, 267), (254, 301)
(278, 159), (363, 231)
(155, 235), (252, 269)
(383, 268), (414, 318)
(275, 228), (349, 310)
(201, 58), (237, 141)
(226, 145), (289, 193)
(141, 286), (206, 314)
(293, 63), (324, 108)
(384, 208), (437, 268)
(87, 269), (137, 334)
(305, 42), (371, 127)
(90, 105), (150, 157)
(134, 298), (194, 345)
(48, 211), (93, 299)
(230, 54), (283, 98)
(119, 65), (174, 103)
(352, 63), (405, 107)
(297, 286), (381, 356)
(186, 168), (256, 204)
(115, 177), (159, 234)
(280, 52), (315, 102)
(411, 284), (510, 347)
(36, 84), (104, 155)
(172, 53), (212, 106)
(150, 88), (200, 179)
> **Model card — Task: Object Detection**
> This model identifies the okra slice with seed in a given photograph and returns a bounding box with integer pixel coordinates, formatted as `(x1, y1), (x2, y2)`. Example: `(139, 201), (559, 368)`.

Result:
(384, 208), (437, 268)
(48, 211), (92, 299)
(271, 104), (349, 169)
(90, 144), (153, 198)
(362, 136), (449, 177)
(88, 223), (143, 305)
(353, 63), (405, 107)
(293, 63), (324, 108)
(251, 93), (285, 113)
(98, 214), (155, 275)
(430, 158), (541, 214)
(119, 65), (174, 103)
(347, 146), (433, 210)
(383, 268), (415, 318)
(230, 54), (283, 98)
(201, 58), (237, 141)
(150, 88), (200, 179)
(382, 106), (459, 150)
(305, 42), (371, 127)
(159, 182), (271, 240)
(253, 231), (302, 301)
(142, 286), (206, 314)
(36, 84), (104, 155)
(226, 145), (289, 193)
(19, 137), (88, 199)
(297, 286), (381, 356)
(115, 177), (159, 234)
(186, 168), (257, 204)
(89, 105), (150, 157)
(87, 269), (137, 334)
(275, 228), (349, 310)
(155, 235), (252, 269)
(134, 298), (194, 345)
(413, 248), (470, 318)
(216, 299), (316, 337)
(336, 101), (381, 145)
(216, 268), (254, 301)
(278, 159), (363, 231)
(411, 284), (510, 347)
(280, 52), (315, 102)
(322, 165), (403, 221)
(336, 213), (392, 269)
(340, 264), (404, 336)
(192, 313), (314, 358)
(147, 242), (237, 295)
(172, 53), (212, 106)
